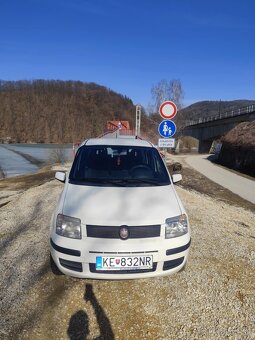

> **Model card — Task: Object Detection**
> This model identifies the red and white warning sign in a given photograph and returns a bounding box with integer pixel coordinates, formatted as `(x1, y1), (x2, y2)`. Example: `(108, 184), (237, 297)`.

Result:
(159, 101), (177, 119)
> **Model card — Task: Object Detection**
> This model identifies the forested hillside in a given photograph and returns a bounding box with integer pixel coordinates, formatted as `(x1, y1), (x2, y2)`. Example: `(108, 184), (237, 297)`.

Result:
(0, 80), (143, 143)
(1, 80), (254, 144)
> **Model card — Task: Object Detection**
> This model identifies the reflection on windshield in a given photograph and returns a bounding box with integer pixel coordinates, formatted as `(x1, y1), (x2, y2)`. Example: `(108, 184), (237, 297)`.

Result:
(69, 145), (170, 186)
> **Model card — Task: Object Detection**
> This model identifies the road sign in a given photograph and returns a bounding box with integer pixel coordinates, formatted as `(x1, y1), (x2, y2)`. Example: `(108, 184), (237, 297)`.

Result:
(159, 101), (177, 119)
(158, 138), (175, 148)
(158, 120), (176, 138)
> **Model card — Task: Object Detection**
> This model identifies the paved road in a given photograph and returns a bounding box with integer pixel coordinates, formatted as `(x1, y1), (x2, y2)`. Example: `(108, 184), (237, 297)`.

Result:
(184, 154), (255, 204)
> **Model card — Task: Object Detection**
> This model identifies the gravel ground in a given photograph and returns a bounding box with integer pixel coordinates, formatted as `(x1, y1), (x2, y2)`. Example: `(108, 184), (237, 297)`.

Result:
(0, 170), (254, 339)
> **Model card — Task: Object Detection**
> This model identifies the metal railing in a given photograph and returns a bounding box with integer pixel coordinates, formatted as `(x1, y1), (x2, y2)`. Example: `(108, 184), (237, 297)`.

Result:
(185, 104), (255, 127)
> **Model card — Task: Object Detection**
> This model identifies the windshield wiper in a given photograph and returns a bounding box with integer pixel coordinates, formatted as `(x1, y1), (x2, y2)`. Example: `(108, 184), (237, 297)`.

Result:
(70, 177), (104, 183)
(122, 178), (162, 186)
(101, 179), (128, 186)
(70, 177), (164, 186)
(71, 177), (127, 186)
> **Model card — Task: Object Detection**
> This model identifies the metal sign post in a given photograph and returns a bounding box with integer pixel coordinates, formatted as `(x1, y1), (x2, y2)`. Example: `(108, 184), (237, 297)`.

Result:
(135, 105), (141, 137)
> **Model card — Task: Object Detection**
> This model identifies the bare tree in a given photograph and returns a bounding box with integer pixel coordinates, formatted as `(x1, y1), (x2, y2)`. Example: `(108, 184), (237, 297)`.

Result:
(169, 79), (184, 109)
(151, 79), (184, 113)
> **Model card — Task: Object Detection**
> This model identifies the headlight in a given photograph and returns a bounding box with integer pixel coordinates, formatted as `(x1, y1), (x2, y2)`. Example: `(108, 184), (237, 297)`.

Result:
(165, 214), (188, 238)
(56, 214), (81, 239)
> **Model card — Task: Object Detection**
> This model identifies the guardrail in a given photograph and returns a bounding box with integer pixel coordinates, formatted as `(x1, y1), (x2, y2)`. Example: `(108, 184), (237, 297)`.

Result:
(185, 104), (255, 127)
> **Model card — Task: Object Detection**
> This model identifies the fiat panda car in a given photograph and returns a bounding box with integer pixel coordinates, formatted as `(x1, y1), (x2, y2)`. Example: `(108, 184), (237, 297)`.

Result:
(50, 138), (191, 279)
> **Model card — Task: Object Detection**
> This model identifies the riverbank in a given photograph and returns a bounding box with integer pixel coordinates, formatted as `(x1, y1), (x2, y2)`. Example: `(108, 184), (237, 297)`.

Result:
(0, 166), (5, 179)
(0, 144), (72, 178)
(1, 145), (45, 167)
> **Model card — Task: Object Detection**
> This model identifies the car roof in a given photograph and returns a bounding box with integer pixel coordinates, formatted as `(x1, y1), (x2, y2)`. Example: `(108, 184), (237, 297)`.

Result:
(81, 138), (154, 148)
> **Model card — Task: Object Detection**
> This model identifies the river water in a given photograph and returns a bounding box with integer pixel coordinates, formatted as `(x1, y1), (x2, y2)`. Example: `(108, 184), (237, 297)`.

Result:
(0, 144), (73, 178)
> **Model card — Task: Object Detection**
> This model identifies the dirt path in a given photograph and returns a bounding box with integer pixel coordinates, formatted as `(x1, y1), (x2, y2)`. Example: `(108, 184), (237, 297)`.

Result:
(0, 167), (254, 339)
(185, 154), (255, 204)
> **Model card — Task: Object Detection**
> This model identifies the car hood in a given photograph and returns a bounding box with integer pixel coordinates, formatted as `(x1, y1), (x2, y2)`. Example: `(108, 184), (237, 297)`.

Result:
(62, 183), (182, 226)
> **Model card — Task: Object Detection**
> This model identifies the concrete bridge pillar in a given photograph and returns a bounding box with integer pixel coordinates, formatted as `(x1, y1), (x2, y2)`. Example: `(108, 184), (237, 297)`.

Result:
(198, 140), (212, 153)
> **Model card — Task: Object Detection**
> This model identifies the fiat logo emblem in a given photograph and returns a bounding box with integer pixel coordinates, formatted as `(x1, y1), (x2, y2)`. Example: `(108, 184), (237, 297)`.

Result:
(119, 226), (129, 240)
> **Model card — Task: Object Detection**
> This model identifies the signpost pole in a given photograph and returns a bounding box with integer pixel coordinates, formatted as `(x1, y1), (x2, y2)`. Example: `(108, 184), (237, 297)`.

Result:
(135, 105), (141, 137)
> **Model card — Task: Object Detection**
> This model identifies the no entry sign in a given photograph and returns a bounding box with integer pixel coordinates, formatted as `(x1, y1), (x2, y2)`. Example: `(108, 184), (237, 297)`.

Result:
(159, 101), (177, 119)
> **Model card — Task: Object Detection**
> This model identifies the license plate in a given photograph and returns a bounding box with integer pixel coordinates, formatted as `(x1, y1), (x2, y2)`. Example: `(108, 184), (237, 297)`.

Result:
(96, 255), (153, 271)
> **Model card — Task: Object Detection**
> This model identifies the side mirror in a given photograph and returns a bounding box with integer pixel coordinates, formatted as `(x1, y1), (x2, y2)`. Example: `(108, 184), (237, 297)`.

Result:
(172, 174), (182, 183)
(55, 171), (66, 183)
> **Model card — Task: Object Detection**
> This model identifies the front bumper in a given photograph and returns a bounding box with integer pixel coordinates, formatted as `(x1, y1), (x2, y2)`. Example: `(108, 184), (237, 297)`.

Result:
(50, 234), (191, 279)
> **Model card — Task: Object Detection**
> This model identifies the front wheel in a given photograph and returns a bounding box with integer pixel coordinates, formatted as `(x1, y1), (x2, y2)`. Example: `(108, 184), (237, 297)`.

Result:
(178, 262), (187, 273)
(50, 254), (63, 275)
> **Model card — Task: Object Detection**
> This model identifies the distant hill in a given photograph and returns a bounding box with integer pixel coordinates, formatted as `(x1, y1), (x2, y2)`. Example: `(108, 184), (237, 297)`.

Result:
(179, 100), (255, 123)
(0, 80), (139, 143)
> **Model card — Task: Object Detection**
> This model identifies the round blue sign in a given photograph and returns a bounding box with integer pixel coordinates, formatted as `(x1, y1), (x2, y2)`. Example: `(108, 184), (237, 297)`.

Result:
(158, 120), (176, 138)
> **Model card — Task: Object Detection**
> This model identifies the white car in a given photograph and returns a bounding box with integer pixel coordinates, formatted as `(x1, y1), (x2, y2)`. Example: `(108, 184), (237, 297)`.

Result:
(50, 138), (191, 279)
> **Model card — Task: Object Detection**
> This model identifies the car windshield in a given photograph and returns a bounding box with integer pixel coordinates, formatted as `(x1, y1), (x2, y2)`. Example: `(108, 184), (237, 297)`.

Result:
(69, 145), (170, 186)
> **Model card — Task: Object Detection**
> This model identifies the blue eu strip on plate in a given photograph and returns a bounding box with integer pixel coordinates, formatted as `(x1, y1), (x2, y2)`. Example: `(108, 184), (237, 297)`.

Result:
(96, 256), (102, 269)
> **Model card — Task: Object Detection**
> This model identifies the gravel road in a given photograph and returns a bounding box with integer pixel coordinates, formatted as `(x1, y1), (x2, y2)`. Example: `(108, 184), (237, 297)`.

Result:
(0, 170), (254, 339)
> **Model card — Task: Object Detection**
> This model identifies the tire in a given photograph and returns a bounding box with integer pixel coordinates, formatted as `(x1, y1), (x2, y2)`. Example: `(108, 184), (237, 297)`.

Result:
(50, 254), (63, 275)
(179, 262), (187, 272)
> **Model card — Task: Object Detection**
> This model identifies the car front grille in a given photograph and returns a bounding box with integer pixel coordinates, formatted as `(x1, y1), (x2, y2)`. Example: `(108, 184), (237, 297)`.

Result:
(89, 250), (158, 254)
(86, 224), (161, 239)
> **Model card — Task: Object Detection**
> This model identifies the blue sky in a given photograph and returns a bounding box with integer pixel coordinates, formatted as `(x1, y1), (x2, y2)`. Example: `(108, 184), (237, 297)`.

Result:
(1, 0), (254, 108)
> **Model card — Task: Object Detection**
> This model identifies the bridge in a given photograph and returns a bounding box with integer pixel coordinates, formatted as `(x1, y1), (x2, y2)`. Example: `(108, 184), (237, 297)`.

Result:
(183, 104), (255, 152)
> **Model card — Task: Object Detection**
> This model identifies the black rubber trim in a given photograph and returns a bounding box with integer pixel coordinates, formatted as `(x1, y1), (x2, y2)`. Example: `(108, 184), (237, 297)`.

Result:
(50, 238), (81, 257)
(163, 257), (184, 271)
(59, 258), (83, 272)
(89, 262), (157, 274)
(86, 224), (161, 239)
(166, 239), (191, 256)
